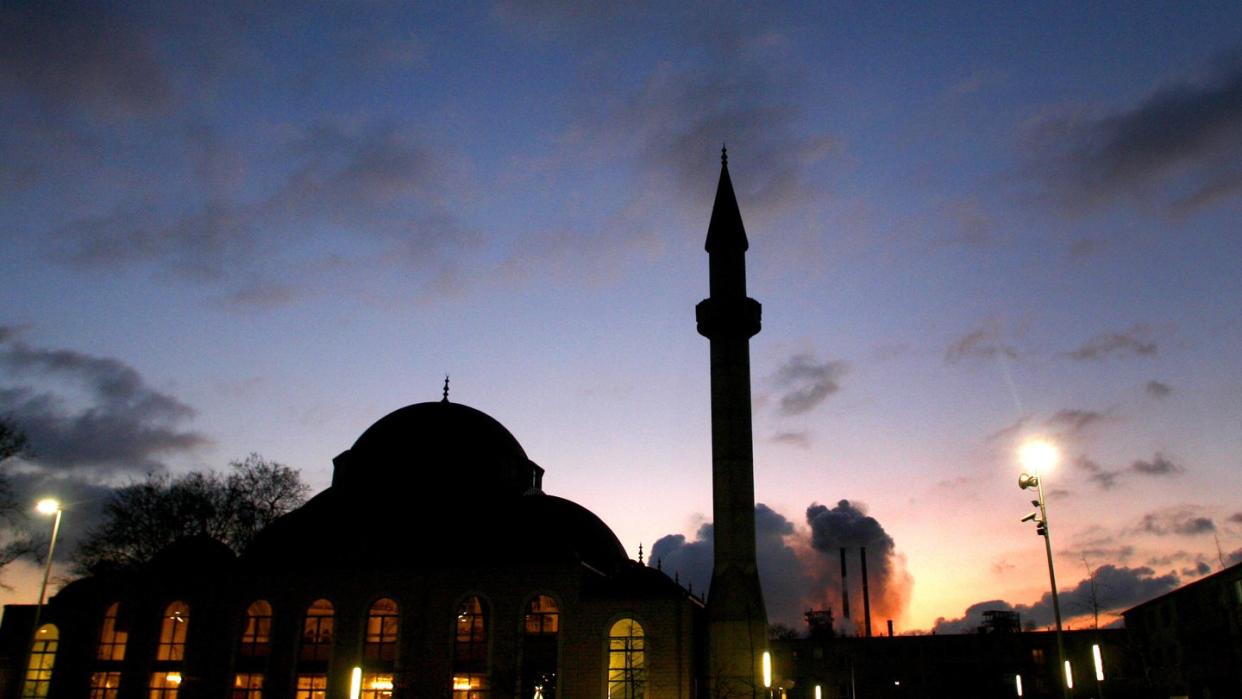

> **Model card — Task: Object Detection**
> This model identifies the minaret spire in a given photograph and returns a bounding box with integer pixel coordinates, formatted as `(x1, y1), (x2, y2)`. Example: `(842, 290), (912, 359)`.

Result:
(695, 149), (768, 695)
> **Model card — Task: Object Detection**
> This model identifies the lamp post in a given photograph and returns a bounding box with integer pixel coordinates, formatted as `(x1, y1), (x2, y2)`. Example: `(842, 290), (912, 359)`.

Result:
(1018, 440), (1068, 699)
(23, 499), (63, 698)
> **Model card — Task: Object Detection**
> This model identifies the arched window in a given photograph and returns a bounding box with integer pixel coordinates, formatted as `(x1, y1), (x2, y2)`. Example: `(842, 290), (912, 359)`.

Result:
(452, 596), (488, 697)
(97, 602), (127, 661)
(20, 624), (58, 699)
(364, 598), (399, 663)
(607, 618), (645, 699)
(156, 602), (190, 661)
(239, 600), (273, 657)
(299, 599), (334, 663)
(521, 596), (559, 699)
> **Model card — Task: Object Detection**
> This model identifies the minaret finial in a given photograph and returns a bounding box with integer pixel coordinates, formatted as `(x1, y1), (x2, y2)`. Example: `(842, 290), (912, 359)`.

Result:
(721, 142), (727, 166)
(442, 375), (450, 402)
(638, 542), (644, 565)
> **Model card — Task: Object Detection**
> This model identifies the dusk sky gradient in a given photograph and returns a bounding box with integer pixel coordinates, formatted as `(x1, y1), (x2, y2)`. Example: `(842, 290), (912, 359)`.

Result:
(3, 1), (1242, 633)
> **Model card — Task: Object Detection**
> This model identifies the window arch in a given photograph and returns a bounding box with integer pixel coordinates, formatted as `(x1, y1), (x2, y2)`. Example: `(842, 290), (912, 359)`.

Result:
(364, 598), (399, 663)
(299, 599), (334, 663)
(97, 602), (128, 661)
(21, 624), (58, 699)
(239, 600), (273, 657)
(607, 618), (645, 699)
(156, 602), (190, 661)
(452, 596), (488, 697)
(521, 595), (559, 699)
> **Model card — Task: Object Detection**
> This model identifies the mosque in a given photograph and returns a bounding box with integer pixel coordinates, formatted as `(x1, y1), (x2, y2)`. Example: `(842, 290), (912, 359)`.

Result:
(0, 153), (772, 699)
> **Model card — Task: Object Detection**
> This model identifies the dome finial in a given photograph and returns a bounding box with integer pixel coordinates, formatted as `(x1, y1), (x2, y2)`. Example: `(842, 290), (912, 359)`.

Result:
(442, 375), (450, 402)
(721, 142), (727, 166)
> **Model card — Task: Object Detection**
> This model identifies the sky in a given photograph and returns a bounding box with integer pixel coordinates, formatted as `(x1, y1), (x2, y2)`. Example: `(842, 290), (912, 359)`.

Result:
(2, 1), (1241, 634)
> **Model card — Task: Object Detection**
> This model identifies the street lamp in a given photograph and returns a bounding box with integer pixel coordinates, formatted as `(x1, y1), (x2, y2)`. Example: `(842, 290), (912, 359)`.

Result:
(1018, 439), (1068, 699)
(23, 499), (63, 698)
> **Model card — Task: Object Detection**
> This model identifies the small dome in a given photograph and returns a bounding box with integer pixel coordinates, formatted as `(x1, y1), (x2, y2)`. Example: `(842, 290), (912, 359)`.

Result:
(332, 401), (543, 498)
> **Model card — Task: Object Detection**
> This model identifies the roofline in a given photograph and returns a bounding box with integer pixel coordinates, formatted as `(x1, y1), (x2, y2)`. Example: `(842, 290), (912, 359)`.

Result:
(1121, 559), (1242, 616)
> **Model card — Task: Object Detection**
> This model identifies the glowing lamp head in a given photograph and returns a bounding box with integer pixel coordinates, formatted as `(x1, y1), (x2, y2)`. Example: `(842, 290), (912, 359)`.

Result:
(1019, 439), (1059, 475)
(35, 499), (60, 515)
(761, 650), (772, 688)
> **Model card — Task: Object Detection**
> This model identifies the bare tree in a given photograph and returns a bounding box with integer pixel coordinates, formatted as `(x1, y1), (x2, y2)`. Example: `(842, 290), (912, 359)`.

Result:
(72, 454), (309, 575)
(0, 419), (38, 584)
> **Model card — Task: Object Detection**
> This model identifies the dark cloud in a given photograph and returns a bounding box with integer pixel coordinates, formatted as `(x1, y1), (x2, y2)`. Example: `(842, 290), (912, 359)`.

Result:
(1045, 408), (1112, 435)
(770, 431), (811, 448)
(1229, 512), (1242, 524)
(772, 354), (846, 416)
(1067, 324), (1157, 360)
(651, 504), (815, 628)
(50, 121), (480, 294)
(806, 500), (910, 633)
(1137, 507), (1214, 536)
(1075, 456), (1119, 490)
(1145, 380), (1173, 398)
(945, 325), (1018, 364)
(1130, 452), (1183, 477)
(652, 499), (910, 631)
(0, 0), (172, 116)
(933, 565), (1179, 633)
(1022, 49), (1242, 213)
(1228, 548), (1242, 566)
(1183, 561), (1212, 577)
(0, 329), (208, 473)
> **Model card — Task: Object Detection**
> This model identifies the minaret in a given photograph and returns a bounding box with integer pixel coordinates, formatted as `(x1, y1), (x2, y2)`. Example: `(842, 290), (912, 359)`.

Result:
(696, 147), (769, 695)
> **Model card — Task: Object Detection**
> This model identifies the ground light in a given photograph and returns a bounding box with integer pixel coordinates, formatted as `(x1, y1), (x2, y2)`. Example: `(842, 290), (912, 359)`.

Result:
(761, 650), (772, 691)
(1015, 674), (1023, 696)
(1093, 643), (1105, 681)
(349, 667), (362, 699)
(1064, 660), (1074, 689)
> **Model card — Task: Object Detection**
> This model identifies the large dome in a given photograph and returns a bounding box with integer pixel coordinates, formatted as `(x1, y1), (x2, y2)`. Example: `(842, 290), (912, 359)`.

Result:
(242, 400), (627, 572)
(331, 401), (543, 498)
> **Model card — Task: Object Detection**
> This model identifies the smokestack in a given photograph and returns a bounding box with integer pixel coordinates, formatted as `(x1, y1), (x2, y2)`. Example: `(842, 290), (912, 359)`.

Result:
(887, 619), (894, 637)
(860, 546), (872, 638)
(840, 547), (851, 620)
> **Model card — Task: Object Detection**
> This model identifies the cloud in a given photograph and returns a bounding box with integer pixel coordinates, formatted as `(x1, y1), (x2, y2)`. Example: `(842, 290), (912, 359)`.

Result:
(771, 354), (846, 416)
(945, 324), (1018, 364)
(0, 0), (173, 116)
(1145, 380), (1173, 398)
(0, 329), (208, 473)
(1137, 506), (1214, 536)
(651, 503), (815, 628)
(1021, 49), (1242, 213)
(770, 431), (811, 448)
(1130, 452), (1183, 477)
(49, 120), (481, 296)
(1075, 456), (1119, 490)
(1067, 324), (1158, 360)
(1229, 512), (1242, 524)
(652, 499), (911, 632)
(933, 564), (1179, 633)
(1045, 408), (1113, 435)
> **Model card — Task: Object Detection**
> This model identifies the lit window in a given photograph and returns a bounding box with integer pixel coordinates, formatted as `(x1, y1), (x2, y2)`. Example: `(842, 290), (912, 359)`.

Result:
(89, 671), (121, 699)
(361, 673), (393, 699)
(97, 603), (128, 661)
(295, 674), (327, 699)
(1031, 648), (1046, 665)
(149, 671), (182, 699)
(20, 624), (58, 699)
(365, 599), (399, 663)
(232, 673), (263, 699)
(239, 601), (273, 657)
(522, 596), (559, 699)
(300, 600), (334, 663)
(607, 618), (645, 699)
(453, 597), (489, 697)
(156, 602), (190, 661)
(524, 595), (559, 635)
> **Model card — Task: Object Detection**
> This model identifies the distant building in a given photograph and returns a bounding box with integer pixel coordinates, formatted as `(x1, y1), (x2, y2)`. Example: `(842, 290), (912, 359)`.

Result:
(771, 627), (1139, 698)
(1122, 561), (1242, 698)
